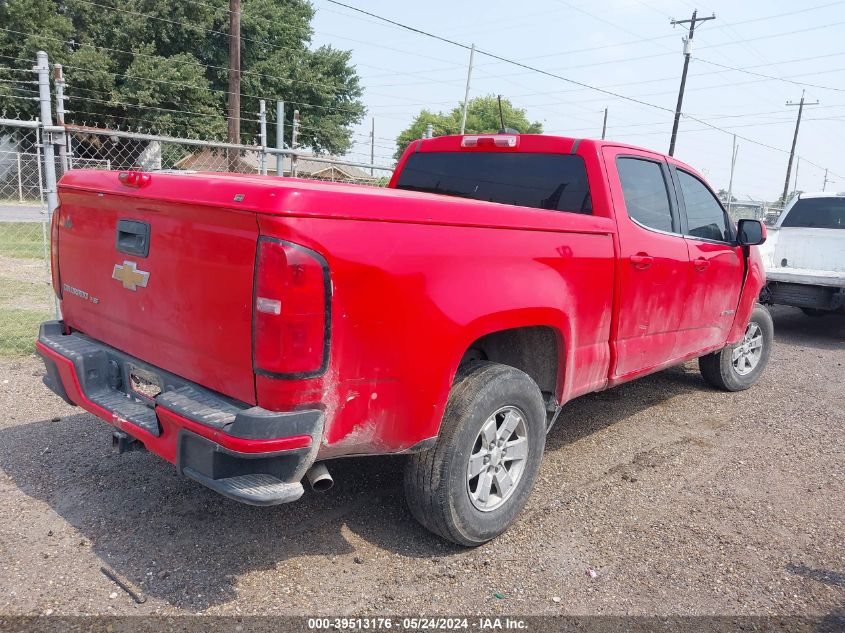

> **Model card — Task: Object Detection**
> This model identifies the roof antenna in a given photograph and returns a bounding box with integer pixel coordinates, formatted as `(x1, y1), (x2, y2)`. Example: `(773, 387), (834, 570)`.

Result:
(497, 95), (520, 134)
(497, 95), (506, 132)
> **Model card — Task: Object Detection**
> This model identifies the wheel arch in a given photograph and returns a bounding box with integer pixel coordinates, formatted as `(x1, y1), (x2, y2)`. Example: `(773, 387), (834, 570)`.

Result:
(448, 307), (573, 409)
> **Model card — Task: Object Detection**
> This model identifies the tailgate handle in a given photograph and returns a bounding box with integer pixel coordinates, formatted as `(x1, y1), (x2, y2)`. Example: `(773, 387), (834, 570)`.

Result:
(116, 220), (150, 258)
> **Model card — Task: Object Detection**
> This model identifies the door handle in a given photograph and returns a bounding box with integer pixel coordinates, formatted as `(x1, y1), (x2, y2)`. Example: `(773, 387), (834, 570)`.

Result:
(630, 254), (654, 270)
(693, 257), (710, 271)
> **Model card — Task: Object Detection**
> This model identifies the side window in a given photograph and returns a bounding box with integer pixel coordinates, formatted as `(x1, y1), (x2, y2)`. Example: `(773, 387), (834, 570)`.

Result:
(616, 157), (674, 233)
(677, 170), (731, 242)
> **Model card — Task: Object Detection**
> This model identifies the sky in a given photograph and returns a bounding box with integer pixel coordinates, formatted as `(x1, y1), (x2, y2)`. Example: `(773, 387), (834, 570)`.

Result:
(310, 0), (845, 201)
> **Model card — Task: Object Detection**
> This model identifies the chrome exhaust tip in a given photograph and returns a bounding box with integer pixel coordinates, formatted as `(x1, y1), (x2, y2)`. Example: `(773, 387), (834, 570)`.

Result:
(305, 462), (333, 492)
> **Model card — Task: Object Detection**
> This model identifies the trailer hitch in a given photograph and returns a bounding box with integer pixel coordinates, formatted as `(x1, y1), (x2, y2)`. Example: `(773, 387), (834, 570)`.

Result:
(111, 430), (145, 454)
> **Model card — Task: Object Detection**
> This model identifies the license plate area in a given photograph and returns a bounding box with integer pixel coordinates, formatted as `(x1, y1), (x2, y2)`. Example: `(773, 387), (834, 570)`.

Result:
(127, 364), (163, 402)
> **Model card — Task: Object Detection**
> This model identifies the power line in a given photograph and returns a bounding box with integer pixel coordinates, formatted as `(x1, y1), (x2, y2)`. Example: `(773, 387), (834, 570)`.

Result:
(487, 52), (845, 101)
(695, 57), (845, 93)
(512, 65), (845, 112)
(465, 0), (845, 72)
(442, 17), (845, 85)
(324, 1), (841, 178)
(66, 93), (249, 121)
(545, 110), (845, 136)
(323, 0), (676, 115)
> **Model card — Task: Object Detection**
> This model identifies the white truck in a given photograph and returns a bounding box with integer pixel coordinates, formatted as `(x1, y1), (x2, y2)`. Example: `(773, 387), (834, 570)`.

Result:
(759, 192), (845, 316)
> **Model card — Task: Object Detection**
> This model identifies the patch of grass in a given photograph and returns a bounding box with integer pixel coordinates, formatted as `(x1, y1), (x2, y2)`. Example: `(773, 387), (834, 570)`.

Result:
(0, 199), (41, 205)
(0, 306), (48, 356)
(0, 222), (49, 259)
(0, 277), (53, 356)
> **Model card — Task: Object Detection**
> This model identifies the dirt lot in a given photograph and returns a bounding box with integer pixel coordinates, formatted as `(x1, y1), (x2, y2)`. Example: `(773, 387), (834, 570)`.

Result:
(0, 306), (842, 619)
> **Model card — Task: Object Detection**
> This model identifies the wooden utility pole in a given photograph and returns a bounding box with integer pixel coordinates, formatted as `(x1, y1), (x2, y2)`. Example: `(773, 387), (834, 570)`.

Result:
(601, 107), (608, 140)
(781, 91), (819, 204)
(459, 44), (475, 135)
(823, 168), (831, 191)
(227, 0), (241, 169)
(727, 134), (738, 216)
(668, 10), (715, 156)
(369, 117), (375, 176)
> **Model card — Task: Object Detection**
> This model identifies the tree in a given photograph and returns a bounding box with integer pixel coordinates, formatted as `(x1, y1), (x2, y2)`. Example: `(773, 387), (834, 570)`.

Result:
(0, 0), (365, 154)
(717, 188), (737, 203)
(394, 95), (543, 160)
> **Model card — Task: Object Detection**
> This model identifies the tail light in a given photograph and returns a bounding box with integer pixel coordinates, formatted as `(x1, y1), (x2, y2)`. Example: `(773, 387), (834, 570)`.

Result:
(50, 207), (62, 299)
(253, 238), (330, 377)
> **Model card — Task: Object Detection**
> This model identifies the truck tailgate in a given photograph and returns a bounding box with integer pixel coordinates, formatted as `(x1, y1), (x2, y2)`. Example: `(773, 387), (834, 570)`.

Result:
(56, 180), (259, 404)
(761, 227), (845, 287)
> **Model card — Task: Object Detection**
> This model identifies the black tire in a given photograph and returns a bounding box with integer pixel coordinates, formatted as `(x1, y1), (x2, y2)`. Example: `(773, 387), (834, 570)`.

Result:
(801, 307), (829, 317)
(403, 361), (546, 546)
(699, 304), (773, 392)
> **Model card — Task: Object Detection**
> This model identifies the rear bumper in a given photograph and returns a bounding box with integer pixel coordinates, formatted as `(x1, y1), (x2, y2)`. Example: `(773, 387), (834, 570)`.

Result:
(36, 321), (323, 506)
(762, 280), (845, 311)
(765, 268), (845, 289)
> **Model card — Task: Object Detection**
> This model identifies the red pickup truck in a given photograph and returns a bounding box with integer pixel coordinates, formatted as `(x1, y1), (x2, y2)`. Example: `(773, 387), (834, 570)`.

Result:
(37, 133), (770, 545)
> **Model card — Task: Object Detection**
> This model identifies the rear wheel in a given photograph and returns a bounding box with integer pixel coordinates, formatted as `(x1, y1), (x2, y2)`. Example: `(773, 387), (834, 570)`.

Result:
(404, 362), (546, 546)
(699, 304), (773, 391)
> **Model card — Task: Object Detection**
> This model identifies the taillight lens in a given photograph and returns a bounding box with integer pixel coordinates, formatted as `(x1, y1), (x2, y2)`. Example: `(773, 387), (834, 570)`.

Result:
(461, 135), (518, 148)
(50, 207), (62, 299)
(118, 171), (152, 187)
(253, 238), (329, 377)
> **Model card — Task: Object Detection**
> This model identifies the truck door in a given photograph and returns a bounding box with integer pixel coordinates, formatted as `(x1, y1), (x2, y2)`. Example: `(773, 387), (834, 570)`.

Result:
(604, 148), (691, 379)
(671, 166), (744, 354)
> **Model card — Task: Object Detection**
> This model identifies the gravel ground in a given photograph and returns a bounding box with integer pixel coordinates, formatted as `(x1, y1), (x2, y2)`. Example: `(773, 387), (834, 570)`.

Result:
(0, 306), (842, 619)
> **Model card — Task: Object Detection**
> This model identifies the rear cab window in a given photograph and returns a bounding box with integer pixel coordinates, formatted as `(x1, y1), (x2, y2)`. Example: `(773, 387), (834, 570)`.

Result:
(782, 197), (845, 229)
(394, 152), (592, 214)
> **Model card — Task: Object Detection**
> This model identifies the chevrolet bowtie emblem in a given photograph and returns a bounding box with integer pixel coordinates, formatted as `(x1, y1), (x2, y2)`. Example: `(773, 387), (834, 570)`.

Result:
(112, 260), (150, 291)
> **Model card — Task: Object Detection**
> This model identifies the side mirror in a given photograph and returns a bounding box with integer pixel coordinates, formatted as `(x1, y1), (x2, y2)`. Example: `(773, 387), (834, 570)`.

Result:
(737, 219), (766, 246)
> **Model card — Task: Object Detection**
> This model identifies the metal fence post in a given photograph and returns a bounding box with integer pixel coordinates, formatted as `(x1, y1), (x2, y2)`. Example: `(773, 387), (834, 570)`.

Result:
(35, 51), (58, 216)
(276, 100), (285, 177)
(35, 125), (43, 203)
(259, 99), (268, 176)
(16, 151), (23, 201)
(54, 63), (69, 174)
(291, 109), (300, 177)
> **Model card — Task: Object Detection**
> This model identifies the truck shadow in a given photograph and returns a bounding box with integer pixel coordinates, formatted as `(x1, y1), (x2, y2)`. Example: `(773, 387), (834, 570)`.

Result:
(545, 363), (703, 452)
(769, 305), (845, 352)
(0, 366), (703, 611)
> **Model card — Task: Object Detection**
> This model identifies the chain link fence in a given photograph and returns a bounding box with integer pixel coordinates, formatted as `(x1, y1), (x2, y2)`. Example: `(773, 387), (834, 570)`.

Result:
(0, 120), (55, 355)
(725, 201), (785, 225)
(65, 125), (393, 186)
